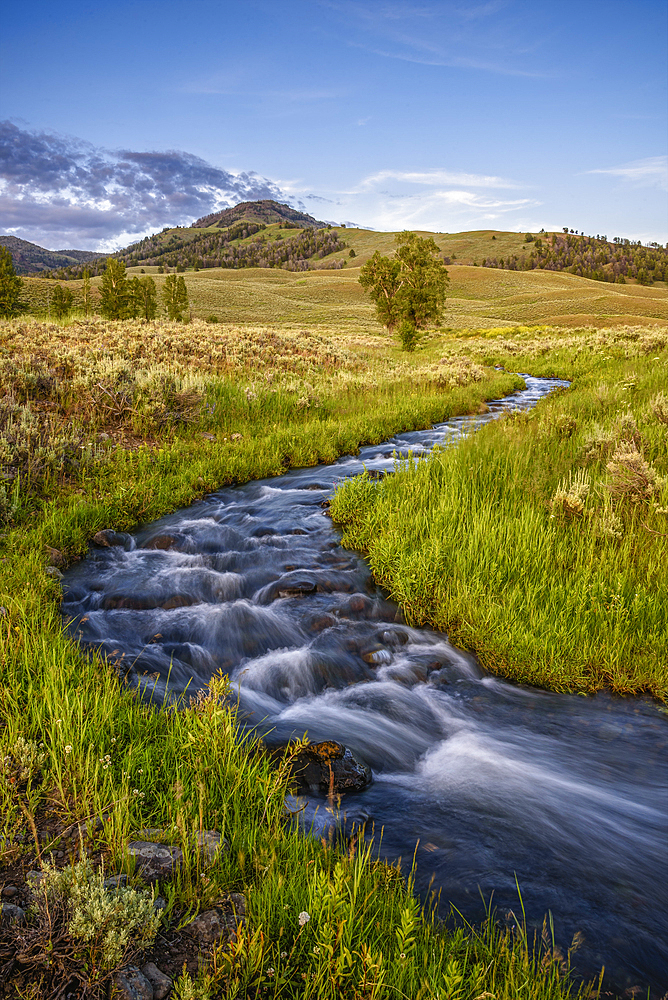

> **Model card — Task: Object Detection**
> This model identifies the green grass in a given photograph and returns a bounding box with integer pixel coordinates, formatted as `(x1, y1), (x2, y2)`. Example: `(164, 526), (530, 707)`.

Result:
(0, 317), (592, 998)
(330, 330), (668, 700)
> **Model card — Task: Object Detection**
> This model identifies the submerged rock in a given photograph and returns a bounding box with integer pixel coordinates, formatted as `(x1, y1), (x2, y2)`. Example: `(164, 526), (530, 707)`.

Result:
(92, 529), (133, 549)
(286, 740), (372, 796)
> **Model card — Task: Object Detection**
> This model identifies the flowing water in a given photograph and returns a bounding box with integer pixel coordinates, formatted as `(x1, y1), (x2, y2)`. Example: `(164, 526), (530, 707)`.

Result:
(61, 377), (668, 994)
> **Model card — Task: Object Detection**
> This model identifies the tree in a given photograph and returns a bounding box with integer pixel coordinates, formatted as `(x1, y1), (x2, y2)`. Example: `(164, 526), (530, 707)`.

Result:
(162, 274), (189, 321)
(52, 283), (74, 319)
(132, 276), (157, 320)
(358, 251), (401, 333)
(99, 258), (129, 319)
(0, 247), (23, 318)
(359, 232), (449, 350)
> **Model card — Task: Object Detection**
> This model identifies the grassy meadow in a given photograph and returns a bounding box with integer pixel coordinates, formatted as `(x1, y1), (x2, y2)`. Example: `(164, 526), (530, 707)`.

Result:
(0, 315), (594, 999)
(2, 234), (667, 995)
(21, 226), (668, 332)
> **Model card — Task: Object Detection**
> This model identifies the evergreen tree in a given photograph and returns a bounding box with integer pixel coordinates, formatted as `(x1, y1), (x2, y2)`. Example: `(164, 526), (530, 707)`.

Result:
(52, 283), (74, 319)
(99, 258), (129, 319)
(0, 246), (23, 318)
(133, 276), (158, 320)
(162, 274), (189, 321)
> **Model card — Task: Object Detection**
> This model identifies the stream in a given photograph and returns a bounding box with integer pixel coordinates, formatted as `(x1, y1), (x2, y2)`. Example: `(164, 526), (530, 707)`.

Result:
(61, 376), (668, 994)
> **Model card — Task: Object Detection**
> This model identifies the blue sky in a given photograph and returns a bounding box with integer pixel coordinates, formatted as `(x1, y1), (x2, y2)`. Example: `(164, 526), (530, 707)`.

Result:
(1, 0), (666, 249)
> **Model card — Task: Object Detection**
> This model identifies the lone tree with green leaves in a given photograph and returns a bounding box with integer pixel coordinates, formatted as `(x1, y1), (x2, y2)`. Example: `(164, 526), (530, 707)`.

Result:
(99, 258), (129, 319)
(359, 232), (449, 350)
(162, 273), (189, 321)
(0, 246), (23, 318)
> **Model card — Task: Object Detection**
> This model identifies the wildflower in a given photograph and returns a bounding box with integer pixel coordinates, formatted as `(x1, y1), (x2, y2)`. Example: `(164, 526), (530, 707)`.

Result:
(111, 737), (116, 743)
(313, 946), (320, 954)
(267, 968), (275, 977)
(64, 745), (72, 754)
(298, 911), (310, 927)
(138, 768), (143, 775)
(400, 953), (406, 959)
(280, 952), (287, 959)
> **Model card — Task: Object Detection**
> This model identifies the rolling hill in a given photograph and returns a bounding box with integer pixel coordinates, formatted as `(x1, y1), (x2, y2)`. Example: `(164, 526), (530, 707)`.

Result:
(0, 235), (104, 275)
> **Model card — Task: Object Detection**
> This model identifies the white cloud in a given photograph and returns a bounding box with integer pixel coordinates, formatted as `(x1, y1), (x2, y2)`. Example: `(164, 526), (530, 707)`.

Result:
(586, 156), (668, 191)
(360, 168), (522, 189)
(286, 164), (538, 232)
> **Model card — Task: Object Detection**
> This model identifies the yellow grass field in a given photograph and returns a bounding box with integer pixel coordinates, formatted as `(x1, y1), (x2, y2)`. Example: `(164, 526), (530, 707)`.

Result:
(22, 226), (668, 332)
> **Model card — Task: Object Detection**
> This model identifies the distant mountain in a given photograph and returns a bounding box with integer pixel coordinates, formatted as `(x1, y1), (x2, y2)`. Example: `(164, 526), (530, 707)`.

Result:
(0, 235), (104, 275)
(192, 199), (326, 230)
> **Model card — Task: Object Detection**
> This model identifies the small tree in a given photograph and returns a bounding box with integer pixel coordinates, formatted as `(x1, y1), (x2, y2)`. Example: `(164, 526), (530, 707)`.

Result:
(52, 283), (74, 319)
(0, 247), (23, 318)
(162, 273), (189, 321)
(359, 233), (449, 350)
(132, 276), (157, 320)
(99, 258), (129, 319)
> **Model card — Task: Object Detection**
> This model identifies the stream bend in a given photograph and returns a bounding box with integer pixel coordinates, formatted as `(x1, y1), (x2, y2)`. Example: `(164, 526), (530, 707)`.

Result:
(62, 376), (668, 993)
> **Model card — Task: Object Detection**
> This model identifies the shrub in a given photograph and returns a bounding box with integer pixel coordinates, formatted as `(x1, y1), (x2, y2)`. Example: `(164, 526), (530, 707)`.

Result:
(550, 468), (590, 521)
(1, 736), (47, 788)
(650, 391), (668, 425)
(606, 446), (664, 504)
(38, 858), (161, 972)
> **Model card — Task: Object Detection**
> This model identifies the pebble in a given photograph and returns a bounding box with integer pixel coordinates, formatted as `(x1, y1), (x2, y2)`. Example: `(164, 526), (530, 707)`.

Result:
(45, 546), (65, 566)
(1, 903), (25, 924)
(45, 565), (63, 580)
(127, 841), (183, 883)
(1, 885), (18, 898)
(113, 965), (154, 1000)
(141, 962), (172, 1000)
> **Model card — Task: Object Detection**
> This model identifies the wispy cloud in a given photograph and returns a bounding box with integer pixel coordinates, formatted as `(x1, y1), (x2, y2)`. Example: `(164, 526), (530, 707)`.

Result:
(286, 162), (538, 232)
(586, 155), (668, 191)
(360, 168), (522, 189)
(0, 121), (287, 249)
(322, 0), (548, 77)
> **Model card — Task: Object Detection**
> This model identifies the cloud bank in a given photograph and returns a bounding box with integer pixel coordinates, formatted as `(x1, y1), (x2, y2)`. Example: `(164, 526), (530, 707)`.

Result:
(0, 121), (285, 249)
(1, 121), (541, 250)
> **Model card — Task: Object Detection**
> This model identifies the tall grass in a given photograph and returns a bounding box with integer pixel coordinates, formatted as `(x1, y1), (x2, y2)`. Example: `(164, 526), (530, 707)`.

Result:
(330, 346), (668, 698)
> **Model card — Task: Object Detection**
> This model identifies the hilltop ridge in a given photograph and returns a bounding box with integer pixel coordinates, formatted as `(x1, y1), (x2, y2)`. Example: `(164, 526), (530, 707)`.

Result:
(191, 199), (327, 230)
